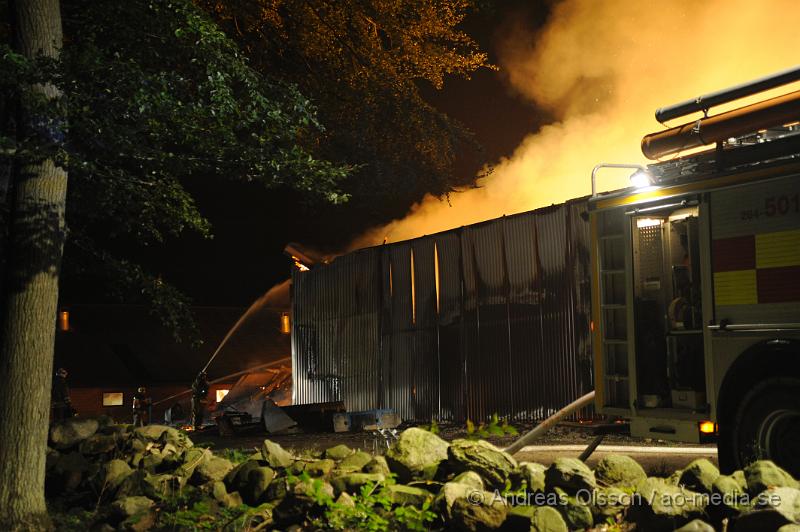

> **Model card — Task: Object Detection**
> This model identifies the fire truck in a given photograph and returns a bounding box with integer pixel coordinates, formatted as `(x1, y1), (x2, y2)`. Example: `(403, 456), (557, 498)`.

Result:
(589, 66), (800, 475)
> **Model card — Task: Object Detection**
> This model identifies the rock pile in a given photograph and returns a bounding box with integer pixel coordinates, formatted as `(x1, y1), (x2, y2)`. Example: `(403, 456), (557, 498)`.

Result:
(46, 420), (800, 531)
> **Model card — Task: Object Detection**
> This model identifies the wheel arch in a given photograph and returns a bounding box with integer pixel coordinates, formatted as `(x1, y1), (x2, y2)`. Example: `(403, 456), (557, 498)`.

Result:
(716, 338), (800, 427)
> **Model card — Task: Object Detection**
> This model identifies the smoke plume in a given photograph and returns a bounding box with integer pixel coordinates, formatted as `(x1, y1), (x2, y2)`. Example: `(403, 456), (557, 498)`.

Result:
(353, 0), (800, 247)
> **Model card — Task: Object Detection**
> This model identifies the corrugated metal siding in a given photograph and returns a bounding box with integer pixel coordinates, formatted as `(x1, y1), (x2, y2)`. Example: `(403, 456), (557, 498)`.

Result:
(292, 197), (594, 422)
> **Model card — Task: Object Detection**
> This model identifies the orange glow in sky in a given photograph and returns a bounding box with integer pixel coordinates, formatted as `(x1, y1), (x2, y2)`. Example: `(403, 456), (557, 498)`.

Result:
(353, 0), (800, 248)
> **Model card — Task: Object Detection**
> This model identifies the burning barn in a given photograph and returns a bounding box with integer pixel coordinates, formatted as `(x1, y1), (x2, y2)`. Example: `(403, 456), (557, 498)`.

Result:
(290, 198), (594, 423)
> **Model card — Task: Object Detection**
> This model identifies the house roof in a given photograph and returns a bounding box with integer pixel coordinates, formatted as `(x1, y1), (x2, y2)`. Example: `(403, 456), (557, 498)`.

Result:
(55, 304), (291, 387)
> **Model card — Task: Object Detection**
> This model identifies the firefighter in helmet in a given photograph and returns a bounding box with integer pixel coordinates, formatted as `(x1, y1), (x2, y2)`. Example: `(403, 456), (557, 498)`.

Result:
(132, 386), (152, 426)
(191, 371), (210, 430)
(51, 367), (73, 422)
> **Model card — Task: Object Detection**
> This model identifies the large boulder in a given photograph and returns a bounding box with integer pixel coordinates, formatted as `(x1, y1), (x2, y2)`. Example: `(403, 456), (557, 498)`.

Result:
(243, 466), (275, 506)
(261, 439), (294, 469)
(141, 453), (164, 474)
(336, 492), (356, 508)
(679, 458), (720, 494)
(592, 486), (632, 521)
(744, 461), (799, 495)
(79, 433), (118, 455)
(115, 470), (151, 499)
(447, 439), (517, 490)
(383, 484), (433, 506)
(305, 459), (336, 477)
(338, 451), (373, 472)
(709, 474), (749, 522)
(449, 490), (507, 531)
(264, 477), (288, 503)
(324, 444), (354, 461)
(594, 454), (647, 488)
(732, 470), (748, 490)
(174, 447), (211, 479)
(100, 459), (133, 492)
(224, 459), (262, 492)
(434, 481), (481, 521)
(452, 471), (485, 491)
(112, 496), (155, 531)
(530, 506), (569, 532)
(193, 456), (235, 484)
(714, 474), (746, 498)
(364, 456), (391, 476)
(132, 425), (172, 441)
(730, 487), (800, 532)
(516, 462), (546, 493)
(553, 488), (593, 530)
(330, 472), (385, 495)
(146, 473), (183, 498)
(545, 457), (596, 494)
(207, 480), (243, 509)
(675, 519), (716, 532)
(385, 428), (450, 482)
(133, 425), (192, 450)
(629, 477), (707, 531)
(51, 451), (90, 493)
(50, 418), (99, 449)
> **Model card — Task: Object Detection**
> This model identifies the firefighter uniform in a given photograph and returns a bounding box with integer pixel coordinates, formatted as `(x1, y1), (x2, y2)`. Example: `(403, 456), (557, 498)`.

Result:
(132, 386), (152, 426)
(191, 372), (210, 430)
(51, 368), (73, 422)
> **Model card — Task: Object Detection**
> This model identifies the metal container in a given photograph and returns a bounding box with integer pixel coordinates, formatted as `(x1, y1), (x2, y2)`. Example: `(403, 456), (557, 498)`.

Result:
(292, 197), (594, 422)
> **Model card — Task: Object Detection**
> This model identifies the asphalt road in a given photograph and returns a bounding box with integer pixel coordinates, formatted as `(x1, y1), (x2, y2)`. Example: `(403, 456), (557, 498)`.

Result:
(193, 422), (718, 475)
(513, 444), (718, 475)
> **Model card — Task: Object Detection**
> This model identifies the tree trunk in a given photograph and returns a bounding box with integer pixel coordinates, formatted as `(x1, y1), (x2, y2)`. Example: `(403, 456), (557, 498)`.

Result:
(0, 0), (66, 529)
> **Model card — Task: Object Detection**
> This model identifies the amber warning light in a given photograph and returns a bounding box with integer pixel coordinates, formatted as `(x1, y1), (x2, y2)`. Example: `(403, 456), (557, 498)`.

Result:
(280, 312), (291, 334)
(58, 310), (70, 332)
(699, 421), (717, 434)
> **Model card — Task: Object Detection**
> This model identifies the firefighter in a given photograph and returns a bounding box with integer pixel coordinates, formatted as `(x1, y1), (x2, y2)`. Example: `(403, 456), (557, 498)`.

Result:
(191, 371), (210, 430)
(51, 367), (73, 422)
(132, 386), (152, 426)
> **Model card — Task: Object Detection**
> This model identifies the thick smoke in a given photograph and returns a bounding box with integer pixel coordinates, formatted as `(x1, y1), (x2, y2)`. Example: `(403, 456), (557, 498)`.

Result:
(353, 0), (800, 247)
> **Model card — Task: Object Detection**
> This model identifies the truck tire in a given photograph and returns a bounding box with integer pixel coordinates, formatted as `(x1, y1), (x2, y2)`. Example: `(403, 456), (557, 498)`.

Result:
(724, 377), (800, 476)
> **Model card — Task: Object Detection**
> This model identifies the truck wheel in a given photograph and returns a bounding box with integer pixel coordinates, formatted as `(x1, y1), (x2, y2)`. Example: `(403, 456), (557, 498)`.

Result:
(727, 377), (800, 476)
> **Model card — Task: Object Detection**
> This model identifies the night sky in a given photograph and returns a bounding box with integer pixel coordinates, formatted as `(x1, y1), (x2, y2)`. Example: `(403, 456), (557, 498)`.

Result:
(63, 1), (551, 308)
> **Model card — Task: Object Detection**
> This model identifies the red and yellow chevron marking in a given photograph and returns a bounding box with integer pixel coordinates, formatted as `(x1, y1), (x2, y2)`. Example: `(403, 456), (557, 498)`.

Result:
(713, 229), (800, 306)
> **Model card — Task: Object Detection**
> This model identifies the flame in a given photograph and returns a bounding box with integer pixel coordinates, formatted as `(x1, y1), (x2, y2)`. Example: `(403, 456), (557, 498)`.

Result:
(352, 0), (800, 247)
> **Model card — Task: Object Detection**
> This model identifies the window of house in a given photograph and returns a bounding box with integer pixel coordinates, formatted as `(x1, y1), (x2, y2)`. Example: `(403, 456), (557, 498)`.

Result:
(102, 392), (123, 406)
(216, 389), (229, 402)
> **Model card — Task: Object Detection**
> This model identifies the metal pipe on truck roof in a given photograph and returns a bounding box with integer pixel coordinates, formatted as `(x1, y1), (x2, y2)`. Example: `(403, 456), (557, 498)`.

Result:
(642, 89), (800, 160)
(655, 65), (800, 122)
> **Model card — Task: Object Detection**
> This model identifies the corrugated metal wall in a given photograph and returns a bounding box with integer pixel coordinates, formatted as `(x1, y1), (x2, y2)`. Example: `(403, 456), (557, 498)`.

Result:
(292, 197), (594, 422)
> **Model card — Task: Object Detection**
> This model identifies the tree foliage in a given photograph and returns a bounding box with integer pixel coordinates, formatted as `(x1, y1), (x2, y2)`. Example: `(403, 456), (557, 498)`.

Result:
(1, 0), (493, 337)
(1, 0), (352, 338)
(200, 0), (494, 235)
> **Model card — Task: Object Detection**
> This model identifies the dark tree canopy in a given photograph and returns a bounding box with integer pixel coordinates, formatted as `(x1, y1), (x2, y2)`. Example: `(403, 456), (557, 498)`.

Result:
(2, 0), (352, 337)
(1, 0), (492, 337)
(200, 0), (494, 241)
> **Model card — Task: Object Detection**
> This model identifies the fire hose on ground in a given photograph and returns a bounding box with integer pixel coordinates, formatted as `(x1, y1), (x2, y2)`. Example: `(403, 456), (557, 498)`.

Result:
(503, 390), (598, 460)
